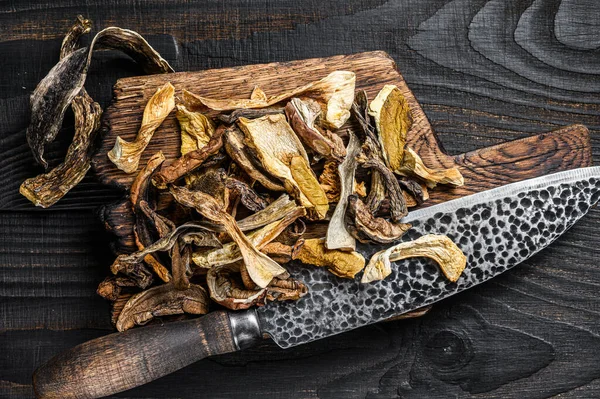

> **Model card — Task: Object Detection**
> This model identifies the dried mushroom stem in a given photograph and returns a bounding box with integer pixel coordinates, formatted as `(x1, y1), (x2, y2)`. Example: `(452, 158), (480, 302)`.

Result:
(170, 186), (287, 288)
(152, 124), (226, 189)
(116, 283), (209, 332)
(362, 234), (467, 284)
(326, 132), (361, 251)
(293, 238), (365, 279)
(108, 82), (175, 174)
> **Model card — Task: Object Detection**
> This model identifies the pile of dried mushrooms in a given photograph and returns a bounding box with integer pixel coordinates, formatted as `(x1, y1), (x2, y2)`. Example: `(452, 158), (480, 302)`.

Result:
(21, 17), (467, 332)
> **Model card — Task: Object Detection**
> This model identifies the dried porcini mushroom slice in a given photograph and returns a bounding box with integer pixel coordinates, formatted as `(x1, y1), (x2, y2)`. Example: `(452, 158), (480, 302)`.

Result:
(398, 177), (429, 206)
(237, 114), (328, 220)
(108, 82), (175, 174)
(185, 168), (229, 210)
(368, 85), (411, 172)
(207, 263), (267, 310)
(170, 186), (287, 288)
(171, 240), (191, 290)
(20, 93), (102, 208)
(285, 98), (345, 161)
(152, 125), (226, 189)
(224, 125), (285, 191)
(266, 274), (308, 301)
(177, 105), (215, 156)
(96, 276), (138, 301)
(218, 107), (285, 124)
(397, 147), (464, 188)
(192, 205), (306, 268)
(326, 132), (360, 251)
(224, 177), (268, 212)
(362, 234), (466, 284)
(345, 195), (411, 244)
(293, 238), (365, 279)
(116, 283), (209, 332)
(184, 70), (355, 129)
(27, 23), (173, 168)
(319, 160), (341, 202)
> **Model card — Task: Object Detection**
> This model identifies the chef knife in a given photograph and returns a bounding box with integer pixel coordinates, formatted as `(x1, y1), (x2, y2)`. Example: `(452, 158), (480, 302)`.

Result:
(33, 166), (600, 399)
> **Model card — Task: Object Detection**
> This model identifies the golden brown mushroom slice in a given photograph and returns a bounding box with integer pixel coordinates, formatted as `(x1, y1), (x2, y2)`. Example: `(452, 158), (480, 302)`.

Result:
(116, 283), (209, 332)
(176, 104), (215, 156)
(184, 70), (355, 129)
(345, 195), (412, 244)
(362, 234), (467, 284)
(293, 238), (365, 279)
(237, 114), (329, 220)
(207, 263), (267, 310)
(108, 82), (175, 174)
(397, 147), (464, 188)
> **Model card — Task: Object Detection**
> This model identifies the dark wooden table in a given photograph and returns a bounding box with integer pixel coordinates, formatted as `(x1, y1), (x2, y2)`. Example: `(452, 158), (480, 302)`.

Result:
(2, 1), (599, 398)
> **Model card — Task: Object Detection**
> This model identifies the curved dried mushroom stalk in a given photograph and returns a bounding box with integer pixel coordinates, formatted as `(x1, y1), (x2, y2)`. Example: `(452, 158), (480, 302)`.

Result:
(207, 263), (267, 310)
(397, 147), (464, 188)
(326, 132), (360, 251)
(345, 195), (411, 244)
(171, 240), (191, 290)
(398, 177), (429, 206)
(293, 238), (365, 279)
(238, 114), (328, 220)
(108, 82), (175, 173)
(224, 125), (285, 191)
(192, 205), (306, 268)
(362, 234), (467, 284)
(285, 98), (345, 161)
(27, 23), (173, 168)
(170, 186), (287, 288)
(368, 85), (412, 172)
(152, 125), (226, 189)
(184, 70), (355, 129)
(116, 283), (209, 331)
(59, 15), (91, 59)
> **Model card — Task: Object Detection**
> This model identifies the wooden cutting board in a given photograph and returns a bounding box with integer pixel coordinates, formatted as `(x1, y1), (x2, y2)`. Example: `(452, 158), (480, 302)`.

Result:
(92, 51), (591, 251)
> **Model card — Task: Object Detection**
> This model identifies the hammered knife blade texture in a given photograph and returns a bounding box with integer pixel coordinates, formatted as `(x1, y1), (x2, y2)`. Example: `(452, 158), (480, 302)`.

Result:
(255, 167), (600, 348)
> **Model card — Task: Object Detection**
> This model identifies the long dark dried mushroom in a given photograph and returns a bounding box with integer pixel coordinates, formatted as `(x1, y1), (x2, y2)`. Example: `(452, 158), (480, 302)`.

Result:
(27, 24), (173, 168)
(345, 195), (411, 244)
(116, 283), (209, 332)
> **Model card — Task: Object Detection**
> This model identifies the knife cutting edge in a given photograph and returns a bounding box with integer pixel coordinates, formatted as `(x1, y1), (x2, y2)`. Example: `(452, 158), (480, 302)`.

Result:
(33, 166), (600, 399)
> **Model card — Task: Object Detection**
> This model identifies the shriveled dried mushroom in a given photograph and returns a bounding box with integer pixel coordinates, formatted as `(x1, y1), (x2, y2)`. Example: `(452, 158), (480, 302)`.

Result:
(116, 283), (209, 331)
(293, 238), (365, 279)
(207, 263), (267, 310)
(108, 82), (175, 174)
(345, 195), (411, 244)
(177, 105), (215, 156)
(397, 147), (464, 188)
(362, 234), (466, 284)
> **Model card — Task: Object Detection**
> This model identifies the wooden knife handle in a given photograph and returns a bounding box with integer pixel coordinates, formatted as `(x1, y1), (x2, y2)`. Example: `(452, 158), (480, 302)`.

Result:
(33, 311), (249, 399)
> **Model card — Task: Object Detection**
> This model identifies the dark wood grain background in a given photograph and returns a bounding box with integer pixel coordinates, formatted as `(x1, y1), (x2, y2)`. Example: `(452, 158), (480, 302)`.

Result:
(1, 1), (599, 398)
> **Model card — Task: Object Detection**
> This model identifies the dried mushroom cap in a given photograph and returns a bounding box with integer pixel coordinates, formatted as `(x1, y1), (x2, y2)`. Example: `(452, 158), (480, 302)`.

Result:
(176, 105), (215, 156)
(285, 98), (346, 161)
(368, 85), (411, 172)
(108, 82), (175, 174)
(170, 186), (287, 288)
(207, 263), (267, 310)
(184, 70), (355, 128)
(237, 114), (328, 220)
(345, 195), (412, 244)
(326, 132), (361, 251)
(293, 238), (365, 279)
(397, 147), (464, 188)
(116, 283), (209, 331)
(362, 234), (467, 284)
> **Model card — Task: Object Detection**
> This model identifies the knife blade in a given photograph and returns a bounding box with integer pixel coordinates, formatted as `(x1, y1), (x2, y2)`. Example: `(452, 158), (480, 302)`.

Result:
(33, 167), (600, 399)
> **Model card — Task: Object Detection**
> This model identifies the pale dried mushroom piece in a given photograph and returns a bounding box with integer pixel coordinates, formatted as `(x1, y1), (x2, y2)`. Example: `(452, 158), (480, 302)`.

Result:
(108, 82), (175, 174)
(293, 238), (365, 279)
(345, 195), (412, 244)
(170, 186), (287, 288)
(224, 125), (285, 191)
(207, 263), (267, 310)
(397, 147), (464, 188)
(285, 98), (346, 161)
(152, 125), (226, 189)
(362, 234), (467, 284)
(368, 85), (412, 172)
(176, 105), (215, 156)
(326, 132), (361, 251)
(184, 70), (355, 129)
(237, 114), (328, 220)
(192, 205), (306, 268)
(116, 283), (209, 332)
(26, 22), (173, 168)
